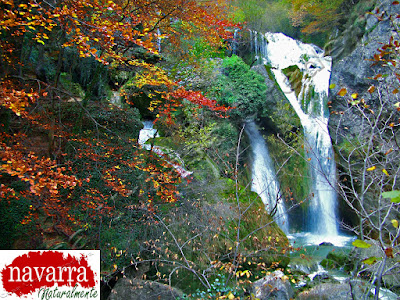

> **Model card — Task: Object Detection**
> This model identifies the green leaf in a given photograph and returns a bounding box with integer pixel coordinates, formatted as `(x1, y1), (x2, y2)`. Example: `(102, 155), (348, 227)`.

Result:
(352, 239), (372, 249)
(329, 83), (336, 89)
(382, 190), (400, 203)
(362, 256), (381, 265)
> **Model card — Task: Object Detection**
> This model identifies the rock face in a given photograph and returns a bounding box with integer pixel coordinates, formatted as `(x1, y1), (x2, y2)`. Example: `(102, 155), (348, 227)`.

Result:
(329, 0), (400, 142)
(328, 0), (400, 231)
(251, 64), (301, 132)
(252, 270), (294, 300)
(107, 278), (184, 300)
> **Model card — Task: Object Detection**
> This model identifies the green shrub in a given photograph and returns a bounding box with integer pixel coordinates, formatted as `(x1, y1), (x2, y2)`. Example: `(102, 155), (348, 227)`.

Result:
(208, 55), (268, 121)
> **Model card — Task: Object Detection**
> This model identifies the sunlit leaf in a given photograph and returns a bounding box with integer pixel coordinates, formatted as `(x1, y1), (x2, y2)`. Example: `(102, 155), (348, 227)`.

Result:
(367, 166), (376, 171)
(338, 88), (347, 96)
(363, 257), (379, 265)
(391, 219), (399, 228)
(352, 239), (372, 248)
(382, 190), (400, 203)
(382, 169), (389, 176)
(351, 93), (358, 99)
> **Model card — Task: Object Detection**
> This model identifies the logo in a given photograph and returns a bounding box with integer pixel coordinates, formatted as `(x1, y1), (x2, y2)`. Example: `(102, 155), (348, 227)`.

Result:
(0, 250), (100, 300)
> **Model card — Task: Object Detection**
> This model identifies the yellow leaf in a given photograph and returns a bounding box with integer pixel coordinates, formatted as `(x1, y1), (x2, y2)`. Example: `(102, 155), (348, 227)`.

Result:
(382, 169), (389, 176)
(391, 219), (399, 228)
(227, 292), (235, 300)
(367, 166), (376, 171)
(329, 83), (336, 89)
(338, 88), (347, 96)
(351, 93), (358, 99)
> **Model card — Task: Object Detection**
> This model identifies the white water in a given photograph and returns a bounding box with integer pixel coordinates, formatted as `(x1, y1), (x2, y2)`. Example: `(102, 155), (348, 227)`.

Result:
(156, 29), (161, 53)
(138, 120), (160, 150)
(250, 31), (339, 242)
(138, 121), (192, 178)
(232, 28), (239, 55)
(245, 121), (289, 233)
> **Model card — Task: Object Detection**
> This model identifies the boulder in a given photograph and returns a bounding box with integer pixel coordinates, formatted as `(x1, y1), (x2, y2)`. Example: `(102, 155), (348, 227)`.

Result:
(107, 278), (184, 300)
(296, 282), (363, 300)
(296, 281), (399, 300)
(252, 270), (294, 300)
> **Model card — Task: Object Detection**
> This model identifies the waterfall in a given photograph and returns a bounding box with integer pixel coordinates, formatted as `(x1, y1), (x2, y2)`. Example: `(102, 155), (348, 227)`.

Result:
(138, 121), (193, 178)
(138, 120), (160, 150)
(242, 31), (340, 243)
(245, 121), (289, 233)
(157, 28), (161, 53)
(232, 29), (239, 55)
(261, 32), (338, 239)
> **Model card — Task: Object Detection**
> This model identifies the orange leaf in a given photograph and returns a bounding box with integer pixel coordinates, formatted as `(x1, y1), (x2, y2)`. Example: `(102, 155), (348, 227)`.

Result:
(368, 86), (376, 93)
(338, 88), (347, 96)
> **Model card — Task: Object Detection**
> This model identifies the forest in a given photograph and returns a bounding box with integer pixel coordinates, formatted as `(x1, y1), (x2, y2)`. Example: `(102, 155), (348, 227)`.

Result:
(1, 0), (400, 299)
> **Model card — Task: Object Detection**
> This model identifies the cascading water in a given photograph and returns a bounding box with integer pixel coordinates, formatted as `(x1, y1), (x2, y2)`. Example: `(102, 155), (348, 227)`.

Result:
(232, 29), (239, 55)
(242, 31), (346, 244)
(157, 29), (162, 53)
(138, 120), (160, 150)
(245, 121), (289, 234)
(139, 121), (192, 178)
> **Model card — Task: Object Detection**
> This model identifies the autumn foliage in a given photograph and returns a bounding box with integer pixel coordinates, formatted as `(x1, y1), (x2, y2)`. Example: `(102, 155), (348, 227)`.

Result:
(288, 0), (344, 34)
(0, 0), (237, 247)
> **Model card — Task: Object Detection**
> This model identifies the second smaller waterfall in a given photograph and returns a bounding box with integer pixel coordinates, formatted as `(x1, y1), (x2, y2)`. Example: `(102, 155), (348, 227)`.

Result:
(245, 121), (289, 233)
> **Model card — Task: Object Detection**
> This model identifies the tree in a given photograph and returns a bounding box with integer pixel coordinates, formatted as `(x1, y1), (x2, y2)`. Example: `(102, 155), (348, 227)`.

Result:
(288, 0), (344, 34)
(0, 0), (237, 249)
